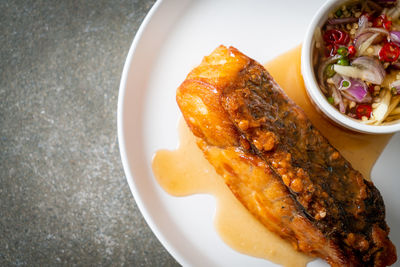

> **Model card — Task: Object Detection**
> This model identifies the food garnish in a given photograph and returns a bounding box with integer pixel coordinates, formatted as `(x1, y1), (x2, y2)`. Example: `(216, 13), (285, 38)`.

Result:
(315, 0), (400, 125)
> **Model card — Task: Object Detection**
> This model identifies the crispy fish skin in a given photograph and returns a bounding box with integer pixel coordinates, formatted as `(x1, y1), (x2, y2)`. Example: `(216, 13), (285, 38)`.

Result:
(176, 45), (397, 266)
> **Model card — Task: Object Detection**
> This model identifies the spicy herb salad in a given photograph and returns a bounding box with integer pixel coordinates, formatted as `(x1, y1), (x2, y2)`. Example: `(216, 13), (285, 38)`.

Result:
(315, 0), (400, 125)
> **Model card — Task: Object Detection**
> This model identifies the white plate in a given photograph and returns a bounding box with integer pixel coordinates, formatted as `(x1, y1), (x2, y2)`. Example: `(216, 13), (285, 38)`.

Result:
(118, 0), (400, 266)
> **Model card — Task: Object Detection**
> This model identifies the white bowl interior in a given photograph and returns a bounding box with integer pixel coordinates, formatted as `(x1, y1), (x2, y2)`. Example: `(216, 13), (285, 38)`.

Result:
(301, 0), (400, 134)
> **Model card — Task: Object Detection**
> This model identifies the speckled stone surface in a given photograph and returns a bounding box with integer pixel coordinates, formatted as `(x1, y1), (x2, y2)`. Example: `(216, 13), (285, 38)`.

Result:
(0, 1), (179, 266)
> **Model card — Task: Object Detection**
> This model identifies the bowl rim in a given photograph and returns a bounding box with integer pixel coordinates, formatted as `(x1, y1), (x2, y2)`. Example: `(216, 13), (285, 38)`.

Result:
(301, 0), (400, 134)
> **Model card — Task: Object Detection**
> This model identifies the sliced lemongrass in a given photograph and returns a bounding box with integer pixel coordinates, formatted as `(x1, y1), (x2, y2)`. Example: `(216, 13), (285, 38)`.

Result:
(372, 89), (391, 124)
(389, 106), (400, 115)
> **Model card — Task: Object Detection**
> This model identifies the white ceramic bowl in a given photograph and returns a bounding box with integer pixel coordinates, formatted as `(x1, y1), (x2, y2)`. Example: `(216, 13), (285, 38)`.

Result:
(301, 0), (400, 134)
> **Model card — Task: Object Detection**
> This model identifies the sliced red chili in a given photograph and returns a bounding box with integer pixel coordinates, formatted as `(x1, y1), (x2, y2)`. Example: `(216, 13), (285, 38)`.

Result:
(379, 42), (400, 62)
(384, 20), (392, 30)
(373, 14), (392, 30)
(323, 29), (350, 45)
(348, 45), (356, 58)
(356, 104), (372, 119)
(373, 14), (385, 27)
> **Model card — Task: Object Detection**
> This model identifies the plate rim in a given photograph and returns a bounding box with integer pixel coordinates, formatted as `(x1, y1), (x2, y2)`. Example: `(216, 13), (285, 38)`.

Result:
(117, 0), (190, 266)
(117, 1), (399, 266)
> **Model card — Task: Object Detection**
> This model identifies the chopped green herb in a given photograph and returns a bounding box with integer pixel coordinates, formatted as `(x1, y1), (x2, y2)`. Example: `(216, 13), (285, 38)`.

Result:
(327, 97), (335, 104)
(391, 87), (398, 95)
(342, 80), (350, 88)
(337, 58), (350, 66)
(325, 64), (336, 77)
(335, 9), (343, 17)
(337, 47), (349, 56)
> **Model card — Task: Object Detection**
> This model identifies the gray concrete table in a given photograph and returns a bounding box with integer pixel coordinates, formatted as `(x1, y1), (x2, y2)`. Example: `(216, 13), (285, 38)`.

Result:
(0, 0), (179, 265)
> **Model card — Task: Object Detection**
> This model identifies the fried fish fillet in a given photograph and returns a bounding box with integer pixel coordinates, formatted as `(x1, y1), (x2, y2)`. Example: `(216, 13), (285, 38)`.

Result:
(176, 45), (397, 266)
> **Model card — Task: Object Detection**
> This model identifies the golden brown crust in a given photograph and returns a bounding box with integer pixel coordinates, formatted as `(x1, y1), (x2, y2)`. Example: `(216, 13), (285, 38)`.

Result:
(176, 45), (397, 266)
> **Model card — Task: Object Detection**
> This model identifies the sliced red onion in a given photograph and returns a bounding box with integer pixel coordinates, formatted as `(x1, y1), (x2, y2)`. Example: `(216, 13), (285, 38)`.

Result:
(352, 56), (386, 84)
(354, 28), (388, 55)
(342, 90), (369, 103)
(339, 78), (372, 103)
(328, 17), (358, 25)
(352, 57), (385, 75)
(366, 27), (389, 35)
(356, 15), (369, 37)
(333, 65), (385, 86)
(354, 32), (374, 51)
(389, 80), (400, 95)
(390, 31), (400, 45)
(330, 84), (346, 113)
(331, 73), (342, 87)
(357, 33), (380, 55)
(354, 32), (373, 46)
(356, 27), (389, 38)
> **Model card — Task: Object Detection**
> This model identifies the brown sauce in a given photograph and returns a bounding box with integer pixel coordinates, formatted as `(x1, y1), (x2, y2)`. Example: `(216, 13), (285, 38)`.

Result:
(152, 45), (392, 266)
(265, 46), (392, 180)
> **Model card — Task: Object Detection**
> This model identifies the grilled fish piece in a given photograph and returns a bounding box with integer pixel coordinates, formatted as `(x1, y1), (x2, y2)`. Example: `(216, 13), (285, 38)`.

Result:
(176, 45), (397, 266)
